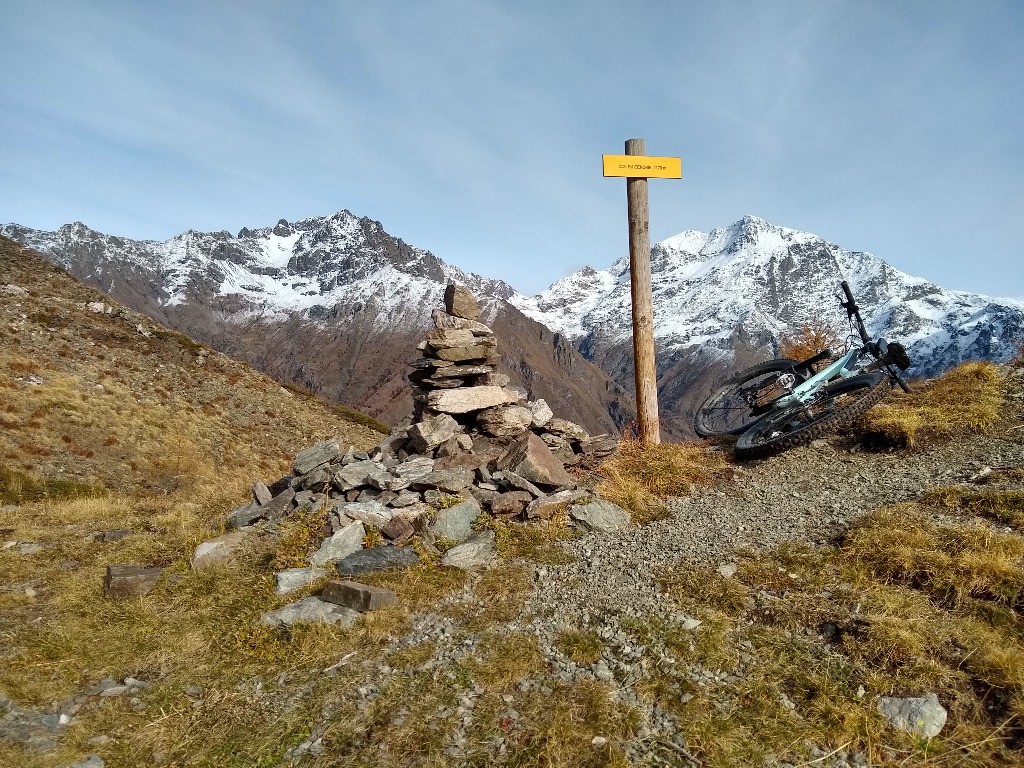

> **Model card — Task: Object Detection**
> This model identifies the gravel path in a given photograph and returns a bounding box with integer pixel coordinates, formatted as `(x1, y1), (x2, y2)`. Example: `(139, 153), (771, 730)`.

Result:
(528, 423), (1024, 627)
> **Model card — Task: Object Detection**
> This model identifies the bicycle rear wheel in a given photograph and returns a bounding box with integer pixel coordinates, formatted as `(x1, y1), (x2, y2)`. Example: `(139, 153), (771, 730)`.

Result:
(734, 373), (889, 459)
(693, 359), (801, 437)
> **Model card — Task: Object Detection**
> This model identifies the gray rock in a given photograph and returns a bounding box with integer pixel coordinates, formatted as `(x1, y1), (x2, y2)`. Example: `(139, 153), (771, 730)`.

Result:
(338, 501), (393, 529)
(390, 489), (422, 507)
(103, 564), (163, 598)
(275, 566), (331, 594)
(261, 596), (359, 628)
(333, 459), (390, 492)
(441, 531), (495, 570)
(444, 283), (481, 321)
(335, 545), (420, 576)
(415, 467), (474, 493)
(500, 470), (545, 498)
(227, 500), (264, 528)
(877, 693), (948, 739)
(530, 399), (554, 428)
(407, 413), (460, 454)
(569, 501), (631, 533)
(496, 432), (574, 489)
(322, 580), (397, 612)
(427, 386), (518, 415)
(252, 481), (273, 506)
(293, 438), (344, 475)
(309, 521), (365, 567)
(476, 405), (534, 437)
(191, 532), (246, 570)
(430, 498), (482, 543)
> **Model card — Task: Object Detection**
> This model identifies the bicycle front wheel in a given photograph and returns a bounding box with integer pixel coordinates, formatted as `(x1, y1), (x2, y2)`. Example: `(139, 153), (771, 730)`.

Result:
(734, 373), (890, 459)
(693, 359), (801, 437)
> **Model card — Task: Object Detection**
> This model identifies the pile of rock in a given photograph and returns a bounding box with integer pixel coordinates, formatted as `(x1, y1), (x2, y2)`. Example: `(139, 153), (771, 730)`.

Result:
(104, 285), (629, 621)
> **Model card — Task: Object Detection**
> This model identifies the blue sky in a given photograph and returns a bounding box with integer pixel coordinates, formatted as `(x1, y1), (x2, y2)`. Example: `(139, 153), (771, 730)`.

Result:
(2, 1), (1022, 297)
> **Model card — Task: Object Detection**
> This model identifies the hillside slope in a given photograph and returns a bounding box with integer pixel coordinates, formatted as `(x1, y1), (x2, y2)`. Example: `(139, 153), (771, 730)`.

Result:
(0, 235), (385, 496)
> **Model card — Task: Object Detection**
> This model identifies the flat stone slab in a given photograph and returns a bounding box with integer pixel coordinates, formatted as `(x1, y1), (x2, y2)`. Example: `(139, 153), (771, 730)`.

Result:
(441, 531), (495, 570)
(191, 532), (246, 570)
(321, 580), (397, 612)
(261, 596), (359, 628)
(335, 545), (420, 576)
(310, 521), (365, 567)
(103, 564), (163, 598)
(293, 438), (344, 476)
(426, 386), (517, 415)
(527, 489), (589, 519)
(430, 498), (481, 543)
(569, 500), (631, 533)
(275, 566), (331, 594)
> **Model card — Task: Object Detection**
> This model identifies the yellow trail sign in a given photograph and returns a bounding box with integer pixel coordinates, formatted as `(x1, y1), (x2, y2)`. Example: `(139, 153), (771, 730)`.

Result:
(602, 154), (681, 179)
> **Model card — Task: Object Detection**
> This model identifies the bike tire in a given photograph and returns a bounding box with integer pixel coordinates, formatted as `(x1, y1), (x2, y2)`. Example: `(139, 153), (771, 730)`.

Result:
(733, 373), (890, 459)
(693, 359), (802, 437)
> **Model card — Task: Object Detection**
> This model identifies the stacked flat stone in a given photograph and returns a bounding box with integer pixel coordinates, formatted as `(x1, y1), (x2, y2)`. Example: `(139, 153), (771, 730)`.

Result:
(407, 283), (523, 431)
(189, 282), (627, 621)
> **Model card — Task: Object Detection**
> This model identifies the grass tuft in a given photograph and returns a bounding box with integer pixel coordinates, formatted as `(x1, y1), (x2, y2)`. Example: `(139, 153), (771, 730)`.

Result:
(858, 361), (1005, 448)
(596, 436), (731, 523)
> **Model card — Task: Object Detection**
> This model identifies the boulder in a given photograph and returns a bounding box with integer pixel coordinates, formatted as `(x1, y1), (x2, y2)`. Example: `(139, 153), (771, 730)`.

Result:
(335, 545), (420, 576)
(435, 344), (497, 363)
(476, 405), (534, 437)
(275, 566), (331, 594)
(414, 467), (475, 493)
(381, 514), (415, 542)
(526, 489), (589, 520)
(430, 498), (481, 542)
(322, 580), (397, 612)
(496, 433), (574, 489)
(544, 418), (590, 441)
(337, 501), (392, 530)
(252, 481), (273, 506)
(569, 500), (631, 533)
(491, 491), (534, 517)
(191, 532), (246, 570)
(877, 693), (948, 739)
(261, 596), (359, 628)
(293, 438), (344, 475)
(332, 459), (390, 492)
(529, 399), (554, 428)
(444, 283), (480, 321)
(103, 564), (163, 598)
(441, 531), (495, 570)
(425, 328), (477, 350)
(407, 413), (459, 453)
(426, 386), (517, 415)
(432, 308), (491, 334)
(309, 521), (365, 567)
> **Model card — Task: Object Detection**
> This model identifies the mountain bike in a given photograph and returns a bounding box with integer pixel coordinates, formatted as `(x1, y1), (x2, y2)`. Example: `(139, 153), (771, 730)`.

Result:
(693, 281), (912, 459)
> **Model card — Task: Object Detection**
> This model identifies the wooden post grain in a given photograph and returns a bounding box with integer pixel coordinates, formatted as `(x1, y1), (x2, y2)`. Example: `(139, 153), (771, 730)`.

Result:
(625, 137), (661, 445)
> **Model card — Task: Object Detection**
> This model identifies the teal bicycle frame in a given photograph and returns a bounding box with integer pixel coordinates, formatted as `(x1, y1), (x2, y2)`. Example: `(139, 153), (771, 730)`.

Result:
(772, 346), (865, 409)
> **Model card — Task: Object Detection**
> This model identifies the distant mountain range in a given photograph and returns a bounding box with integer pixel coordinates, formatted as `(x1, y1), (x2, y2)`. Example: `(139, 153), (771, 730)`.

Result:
(5, 211), (1022, 438)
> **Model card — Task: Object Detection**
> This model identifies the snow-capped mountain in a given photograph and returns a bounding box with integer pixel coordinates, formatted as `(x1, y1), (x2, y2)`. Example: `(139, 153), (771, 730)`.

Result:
(5, 211), (1020, 438)
(0, 212), (635, 435)
(513, 215), (1024, 376)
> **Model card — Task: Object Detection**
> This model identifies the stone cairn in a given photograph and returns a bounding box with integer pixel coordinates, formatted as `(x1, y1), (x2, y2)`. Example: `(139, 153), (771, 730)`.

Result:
(105, 285), (624, 624)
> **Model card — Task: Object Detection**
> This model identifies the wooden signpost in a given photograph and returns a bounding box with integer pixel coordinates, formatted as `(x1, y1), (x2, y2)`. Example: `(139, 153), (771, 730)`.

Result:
(602, 138), (682, 446)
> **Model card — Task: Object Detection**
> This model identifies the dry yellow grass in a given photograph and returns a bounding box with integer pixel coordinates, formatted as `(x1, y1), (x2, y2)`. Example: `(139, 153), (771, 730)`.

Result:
(646, 499), (1024, 765)
(596, 436), (731, 523)
(858, 361), (1005, 447)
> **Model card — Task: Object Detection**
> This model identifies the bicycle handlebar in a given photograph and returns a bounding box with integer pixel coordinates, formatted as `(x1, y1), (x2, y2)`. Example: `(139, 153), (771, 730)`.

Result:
(839, 280), (871, 345)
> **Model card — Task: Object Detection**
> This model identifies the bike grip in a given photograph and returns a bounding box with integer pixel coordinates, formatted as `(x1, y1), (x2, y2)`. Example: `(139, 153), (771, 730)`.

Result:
(841, 281), (856, 306)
